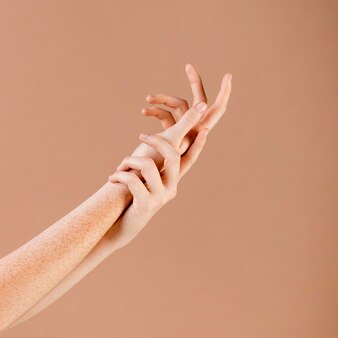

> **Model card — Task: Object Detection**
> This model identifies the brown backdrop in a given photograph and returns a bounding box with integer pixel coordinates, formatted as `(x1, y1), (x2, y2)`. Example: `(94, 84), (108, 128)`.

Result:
(0, 1), (337, 337)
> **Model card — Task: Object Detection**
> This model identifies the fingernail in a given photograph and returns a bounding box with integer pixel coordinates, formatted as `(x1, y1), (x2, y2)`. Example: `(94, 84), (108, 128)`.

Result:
(196, 101), (207, 114)
(139, 133), (149, 140)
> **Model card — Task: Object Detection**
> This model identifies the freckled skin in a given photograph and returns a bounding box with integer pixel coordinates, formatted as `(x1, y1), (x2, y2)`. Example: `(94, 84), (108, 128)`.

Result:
(1, 64), (232, 332)
(0, 182), (130, 331)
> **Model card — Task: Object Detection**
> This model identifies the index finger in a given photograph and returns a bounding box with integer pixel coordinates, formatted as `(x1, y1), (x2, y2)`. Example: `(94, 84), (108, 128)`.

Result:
(185, 63), (208, 105)
(167, 101), (207, 144)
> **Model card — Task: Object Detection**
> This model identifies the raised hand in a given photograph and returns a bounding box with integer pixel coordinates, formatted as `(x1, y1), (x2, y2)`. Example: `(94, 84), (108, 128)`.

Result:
(142, 63), (232, 153)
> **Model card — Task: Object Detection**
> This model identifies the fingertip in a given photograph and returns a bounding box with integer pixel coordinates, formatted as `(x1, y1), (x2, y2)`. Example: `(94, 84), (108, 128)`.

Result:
(141, 108), (152, 115)
(145, 95), (152, 102)
(139, 133), (149, 141)
(223, 73), (232, 83)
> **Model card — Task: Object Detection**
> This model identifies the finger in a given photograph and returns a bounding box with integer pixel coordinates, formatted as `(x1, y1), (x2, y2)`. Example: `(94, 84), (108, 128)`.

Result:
(213, 73), (232, 108)
(116, 156), (163, 193)
(145, 93), (189, 120)
(200, 73), (232, 131)
(108, 171), (149, 201)
(169, 101), (207, 143)
(141, 106), (176, 129)
(179, 128), (209, 179)
(139, 133), (180, 190)
(185, 63), (208, 105)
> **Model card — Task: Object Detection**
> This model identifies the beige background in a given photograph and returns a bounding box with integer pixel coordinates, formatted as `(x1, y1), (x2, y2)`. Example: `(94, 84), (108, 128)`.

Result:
(0, 1), (337, 337)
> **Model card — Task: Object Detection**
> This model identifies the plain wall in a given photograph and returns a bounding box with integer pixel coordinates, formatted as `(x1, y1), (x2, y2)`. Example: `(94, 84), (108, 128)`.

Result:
(0, 1), (337, 337)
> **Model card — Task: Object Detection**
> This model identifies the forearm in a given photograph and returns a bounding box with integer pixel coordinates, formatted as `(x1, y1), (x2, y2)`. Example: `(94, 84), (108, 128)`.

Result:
(0, 181), (131, 331)
(7, 145), (188, 328)
(0, 142), (169, 332)
(7, 148), (172, 328)
(8, 217), (124, 328)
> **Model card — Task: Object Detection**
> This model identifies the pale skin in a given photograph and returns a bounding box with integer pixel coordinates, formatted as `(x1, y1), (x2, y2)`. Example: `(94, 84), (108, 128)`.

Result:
(0, 64), (232, 332)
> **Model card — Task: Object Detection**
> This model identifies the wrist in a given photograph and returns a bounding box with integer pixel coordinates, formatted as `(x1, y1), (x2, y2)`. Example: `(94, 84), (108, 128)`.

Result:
(131, 142), (164, 170)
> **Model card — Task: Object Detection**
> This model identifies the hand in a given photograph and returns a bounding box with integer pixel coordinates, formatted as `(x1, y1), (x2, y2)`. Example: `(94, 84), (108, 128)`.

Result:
(128, 100), (209, 177)
(106, 127), (209, 250)
(142, 63), (232, 153)
(124, 64), (232, 175)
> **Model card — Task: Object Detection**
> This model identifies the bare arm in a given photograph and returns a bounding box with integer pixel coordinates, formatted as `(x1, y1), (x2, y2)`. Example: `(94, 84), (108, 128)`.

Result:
(6, 217), (126, 330)
(0, 182), (130, 331)
(8, 64), (232, 329)
(0, 98), (208, 332)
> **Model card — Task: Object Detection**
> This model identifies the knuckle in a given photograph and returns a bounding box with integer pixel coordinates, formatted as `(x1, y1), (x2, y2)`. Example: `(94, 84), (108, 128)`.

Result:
(121, 156), (131, 164)
(169, 153), (179, 163)
(184, 113), (198, 127)
(150, 134), (164, 146)
(170, 151), (180, 162)
(142, 158), (155, 170)
(126, 172), (138, 184)
(153, 134), (164, 141)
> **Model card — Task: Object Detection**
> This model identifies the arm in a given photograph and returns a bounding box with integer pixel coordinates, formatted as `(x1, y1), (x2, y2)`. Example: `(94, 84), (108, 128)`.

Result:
(0, 181), (132, 332)
(6, 216), (126, 330)
(8, 64), (232, 328)
(0, 99), (207, 332)
(10, 121), (212, 330)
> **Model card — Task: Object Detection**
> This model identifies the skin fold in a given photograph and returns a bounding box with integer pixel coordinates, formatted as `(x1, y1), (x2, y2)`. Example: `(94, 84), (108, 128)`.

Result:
(0, 64), (232, 331)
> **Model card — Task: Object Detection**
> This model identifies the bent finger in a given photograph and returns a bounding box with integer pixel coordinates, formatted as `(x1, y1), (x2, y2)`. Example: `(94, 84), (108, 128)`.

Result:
(108, 171), (149, 202)
(185, 63), (208, 105)
(116, 156), (163, 193)
(145, 93), (189, 119)
(141, 106), (176, 129)
(139, 133), (180, 190)
(169, 101), (207, 142)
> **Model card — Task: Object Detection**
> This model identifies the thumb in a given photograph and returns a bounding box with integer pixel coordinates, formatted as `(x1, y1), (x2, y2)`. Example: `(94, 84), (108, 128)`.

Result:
(168, 101), (207, 142)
